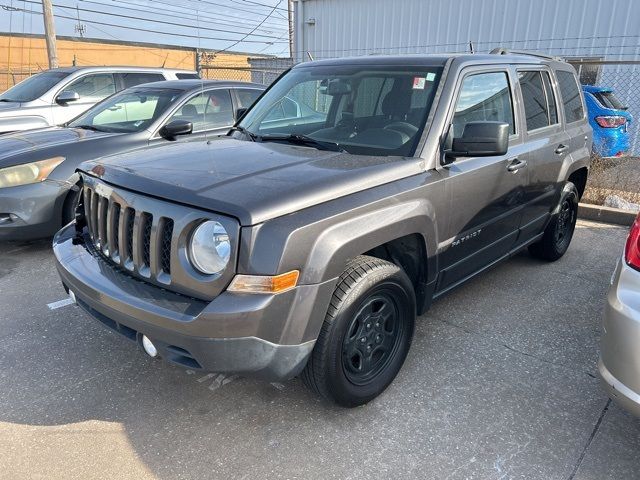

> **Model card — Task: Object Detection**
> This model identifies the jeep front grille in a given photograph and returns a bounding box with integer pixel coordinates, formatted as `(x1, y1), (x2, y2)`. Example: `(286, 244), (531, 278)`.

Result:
(79, 176), (239, 301)
(84, 187), (173, 284)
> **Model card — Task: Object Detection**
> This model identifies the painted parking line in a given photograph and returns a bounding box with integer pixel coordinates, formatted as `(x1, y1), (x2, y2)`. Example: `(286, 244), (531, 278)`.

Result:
(47, 298), (76, 310)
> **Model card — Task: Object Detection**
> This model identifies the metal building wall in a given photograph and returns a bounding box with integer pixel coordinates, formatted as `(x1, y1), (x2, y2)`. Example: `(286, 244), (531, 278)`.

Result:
(293, 0), (640, 62)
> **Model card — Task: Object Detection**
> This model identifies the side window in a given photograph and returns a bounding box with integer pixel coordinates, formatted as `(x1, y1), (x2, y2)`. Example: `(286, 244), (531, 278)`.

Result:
(236, 89), (263, 109)
(63, 73), (116, 101)
(453, 71), (515, 137)
(176, 73), (200, 80)
(168, 89), (233, 131)
(556, 70), (584, 123)
(92, 93), (161, 126)
(119, 72), (165, 89)
(518, 71), (550, 131)
(541, 72), (558, 124)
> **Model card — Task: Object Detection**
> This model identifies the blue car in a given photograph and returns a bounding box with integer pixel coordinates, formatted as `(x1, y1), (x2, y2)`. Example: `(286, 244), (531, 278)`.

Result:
(582, 85), (633, 158)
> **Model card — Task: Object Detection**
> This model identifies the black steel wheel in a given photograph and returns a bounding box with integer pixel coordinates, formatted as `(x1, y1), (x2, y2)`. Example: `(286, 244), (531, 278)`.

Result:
(529, 181), (579, 261)
(301, 255), (416, 407)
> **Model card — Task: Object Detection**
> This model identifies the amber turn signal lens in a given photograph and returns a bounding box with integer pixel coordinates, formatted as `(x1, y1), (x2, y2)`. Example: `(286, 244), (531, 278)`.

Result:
(228, 270), (300, 294)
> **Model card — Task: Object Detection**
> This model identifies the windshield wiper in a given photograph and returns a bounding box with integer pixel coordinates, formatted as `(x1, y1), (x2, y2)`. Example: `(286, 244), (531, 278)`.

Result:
(73, 124), (106, 132)
(228, 125), (257, 141)
(258, 133), (344, 152)
(0, 98), (16, 102)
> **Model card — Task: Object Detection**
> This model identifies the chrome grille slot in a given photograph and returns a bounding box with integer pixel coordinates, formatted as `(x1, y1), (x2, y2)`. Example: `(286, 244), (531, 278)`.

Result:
(79, 176), (238, 301)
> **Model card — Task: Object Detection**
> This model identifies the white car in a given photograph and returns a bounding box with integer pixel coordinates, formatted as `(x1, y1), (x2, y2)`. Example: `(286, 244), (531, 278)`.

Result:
(0, 66), (199, 133)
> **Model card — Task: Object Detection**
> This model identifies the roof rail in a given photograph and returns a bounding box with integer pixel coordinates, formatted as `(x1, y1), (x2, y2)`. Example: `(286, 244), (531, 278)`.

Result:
(489, 47), (563, 61)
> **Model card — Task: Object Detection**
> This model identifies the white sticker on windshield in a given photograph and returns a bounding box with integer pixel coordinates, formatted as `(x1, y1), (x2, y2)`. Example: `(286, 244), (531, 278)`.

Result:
(426, 73), (436, 82)
(413, 77), (426, 90)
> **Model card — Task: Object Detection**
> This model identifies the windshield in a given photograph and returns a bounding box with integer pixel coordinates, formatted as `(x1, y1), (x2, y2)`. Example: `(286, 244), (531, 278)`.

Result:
(238, 64), (444, 156)
(69, 88), (182, 133)
(0, 71), (69, 102)
(593, 91), (627, 110)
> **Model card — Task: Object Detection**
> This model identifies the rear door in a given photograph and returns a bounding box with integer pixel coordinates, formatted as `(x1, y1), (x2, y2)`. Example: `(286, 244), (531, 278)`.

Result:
(555, 68), (592, 167)
(436, 67), (528, 293)
(514, 67), (569, 241)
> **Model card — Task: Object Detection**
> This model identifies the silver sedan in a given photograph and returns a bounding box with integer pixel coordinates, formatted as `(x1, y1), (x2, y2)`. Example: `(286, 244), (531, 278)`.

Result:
(599, 213), (640, 416)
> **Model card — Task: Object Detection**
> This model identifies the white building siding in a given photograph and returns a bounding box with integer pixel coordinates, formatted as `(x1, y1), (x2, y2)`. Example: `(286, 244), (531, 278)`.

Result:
(293, 0), (640, 61)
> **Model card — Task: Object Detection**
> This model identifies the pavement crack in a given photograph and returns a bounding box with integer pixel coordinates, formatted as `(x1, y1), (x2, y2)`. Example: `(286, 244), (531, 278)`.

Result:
(567, 398), (611, 480)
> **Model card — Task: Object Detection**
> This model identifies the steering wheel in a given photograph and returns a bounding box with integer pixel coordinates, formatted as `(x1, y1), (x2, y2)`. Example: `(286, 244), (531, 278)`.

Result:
(384, 121), (418, 138)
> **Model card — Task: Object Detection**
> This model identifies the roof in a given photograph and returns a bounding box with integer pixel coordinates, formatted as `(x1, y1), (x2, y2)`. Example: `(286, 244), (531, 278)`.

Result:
(129, 79), (266, 91)
(45, 66), (197, 74)
(293, 53), (569, 69)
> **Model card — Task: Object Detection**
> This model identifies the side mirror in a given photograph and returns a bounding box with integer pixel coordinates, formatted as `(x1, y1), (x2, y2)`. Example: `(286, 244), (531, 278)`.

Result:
(446, 121), (509, 159)
(56, 91), (80, 105)
(160, 119), (193, 139)
(235, 107), (248, 120)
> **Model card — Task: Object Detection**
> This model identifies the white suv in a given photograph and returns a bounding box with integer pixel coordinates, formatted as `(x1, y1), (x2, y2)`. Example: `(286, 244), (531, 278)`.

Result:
(0, 66), (199, 133)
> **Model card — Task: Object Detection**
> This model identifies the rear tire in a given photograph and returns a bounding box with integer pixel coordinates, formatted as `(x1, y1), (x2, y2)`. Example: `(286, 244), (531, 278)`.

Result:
(301, 255), (416, 407)
(528, 182), (579, 261)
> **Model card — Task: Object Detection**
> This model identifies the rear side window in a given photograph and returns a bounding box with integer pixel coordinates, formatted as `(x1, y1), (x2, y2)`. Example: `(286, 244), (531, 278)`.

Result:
(120, 72), (165, 88)
(176, 73), (201, 80)
(518, 70), (558, 131)
(236, 88), (263, 108)
(541, 72), (558, 124)
(453, 71), (515, 137)
(556, 71), (584, 123)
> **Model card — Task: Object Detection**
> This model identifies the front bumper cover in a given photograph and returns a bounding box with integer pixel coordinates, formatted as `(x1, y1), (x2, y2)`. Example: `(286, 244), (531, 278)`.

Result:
(53, 223), (335, 381)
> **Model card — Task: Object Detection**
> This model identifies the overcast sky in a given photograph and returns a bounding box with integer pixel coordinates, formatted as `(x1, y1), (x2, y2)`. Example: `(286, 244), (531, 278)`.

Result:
(0, 0), (291, 56)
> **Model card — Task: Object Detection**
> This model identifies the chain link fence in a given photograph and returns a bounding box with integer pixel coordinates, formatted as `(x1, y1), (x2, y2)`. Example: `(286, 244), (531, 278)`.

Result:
(2, 55), (639, 211)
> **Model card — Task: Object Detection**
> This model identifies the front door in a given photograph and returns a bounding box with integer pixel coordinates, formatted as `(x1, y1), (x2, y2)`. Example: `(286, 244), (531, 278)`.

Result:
(436, 68), (528, 293)
(52, 73), (117, 126)
(150, 89), (236, 146)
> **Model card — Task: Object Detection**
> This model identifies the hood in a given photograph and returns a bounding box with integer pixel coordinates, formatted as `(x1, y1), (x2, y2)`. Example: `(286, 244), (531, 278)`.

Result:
(82, 138), (424, 225)
(0, 127), (117, 166)
(0, 101), (22, 112)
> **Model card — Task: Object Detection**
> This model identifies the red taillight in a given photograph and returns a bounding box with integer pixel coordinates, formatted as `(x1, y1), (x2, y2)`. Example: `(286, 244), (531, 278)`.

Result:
(625, 215), (640, 271)
(595, 115), (627, 128)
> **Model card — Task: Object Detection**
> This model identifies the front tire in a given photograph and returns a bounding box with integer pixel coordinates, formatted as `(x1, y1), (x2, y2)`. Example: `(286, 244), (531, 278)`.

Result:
(301, 255), (416, 407)
(528, 182), (579, 261)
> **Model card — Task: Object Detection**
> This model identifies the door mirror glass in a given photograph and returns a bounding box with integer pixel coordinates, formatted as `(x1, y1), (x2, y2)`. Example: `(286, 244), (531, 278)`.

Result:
(56, 90), (80, 105)
(160, 119), (193, 139)
(447, 121), (509, 158)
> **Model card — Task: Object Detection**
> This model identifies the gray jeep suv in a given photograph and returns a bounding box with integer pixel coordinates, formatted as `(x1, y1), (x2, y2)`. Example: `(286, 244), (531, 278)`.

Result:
(53, 52), (592, 407)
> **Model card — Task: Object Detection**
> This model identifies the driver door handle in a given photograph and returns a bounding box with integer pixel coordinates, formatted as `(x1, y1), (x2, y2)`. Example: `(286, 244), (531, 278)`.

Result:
(555, 144), (569, 155)
(507, 158), (527, 172)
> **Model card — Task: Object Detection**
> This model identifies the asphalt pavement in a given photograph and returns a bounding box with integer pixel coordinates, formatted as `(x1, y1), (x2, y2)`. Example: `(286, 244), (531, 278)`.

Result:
(0, 220), (638, 480)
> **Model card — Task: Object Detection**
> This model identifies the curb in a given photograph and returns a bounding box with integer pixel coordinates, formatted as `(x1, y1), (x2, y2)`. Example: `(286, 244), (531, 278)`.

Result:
(578, 203), (637, 227)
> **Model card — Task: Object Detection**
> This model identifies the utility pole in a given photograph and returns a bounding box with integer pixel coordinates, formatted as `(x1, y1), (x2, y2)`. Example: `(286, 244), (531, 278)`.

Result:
(41, 0), (59, 69)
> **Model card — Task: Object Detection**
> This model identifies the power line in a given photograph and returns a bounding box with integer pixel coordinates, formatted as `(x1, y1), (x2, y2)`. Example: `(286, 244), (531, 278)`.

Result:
(17, 0), (288, 41)
(78, 0), (283, 36)
(105, 0), (288, 32)
(214, 0), (283, 54)
(3, 3), (289, 45)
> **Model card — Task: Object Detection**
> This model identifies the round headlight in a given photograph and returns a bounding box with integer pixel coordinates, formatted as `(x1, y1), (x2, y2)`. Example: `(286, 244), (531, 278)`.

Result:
(188, 221), (231, 275)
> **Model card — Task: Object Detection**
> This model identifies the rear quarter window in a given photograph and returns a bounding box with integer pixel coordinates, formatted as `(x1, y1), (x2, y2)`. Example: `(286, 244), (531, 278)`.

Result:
(556, 71), (584, 123)
(176, 73), (201, 80)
